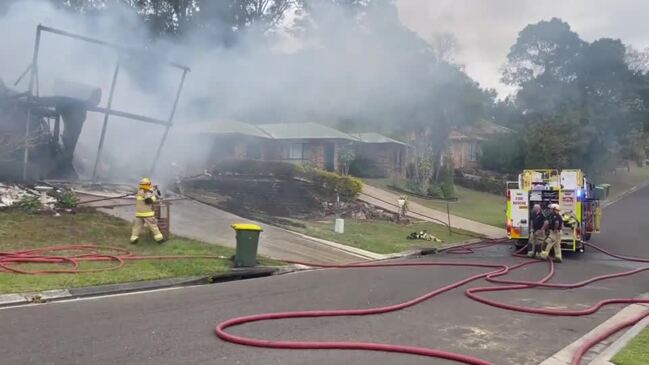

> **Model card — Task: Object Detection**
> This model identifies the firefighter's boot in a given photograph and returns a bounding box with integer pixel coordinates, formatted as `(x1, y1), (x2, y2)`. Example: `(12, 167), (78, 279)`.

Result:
(527, 248), (536, 258)
(540, 250), (549, 260)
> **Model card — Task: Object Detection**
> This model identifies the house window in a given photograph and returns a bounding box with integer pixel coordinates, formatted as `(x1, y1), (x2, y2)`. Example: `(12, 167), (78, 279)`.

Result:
(282, 143), (310, 160)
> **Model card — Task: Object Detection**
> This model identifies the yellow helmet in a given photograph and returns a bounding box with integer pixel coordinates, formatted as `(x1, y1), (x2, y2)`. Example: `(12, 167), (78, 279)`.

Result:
(139, 177), (152, 190)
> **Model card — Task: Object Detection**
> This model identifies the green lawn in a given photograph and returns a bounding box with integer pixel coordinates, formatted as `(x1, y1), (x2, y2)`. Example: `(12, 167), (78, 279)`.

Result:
(365, 179), (504, 228)
(0, 210), (278, 294)
(291, 219), (473, 254)
(612, 326), (649, 365)
(597, 166), (649, 201)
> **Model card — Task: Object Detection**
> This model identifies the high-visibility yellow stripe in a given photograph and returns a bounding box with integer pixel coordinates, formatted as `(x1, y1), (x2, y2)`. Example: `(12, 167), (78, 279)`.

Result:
(150, 196), (157, 202)
(135, 211), (155, 218)
(136, 196), (145, 201)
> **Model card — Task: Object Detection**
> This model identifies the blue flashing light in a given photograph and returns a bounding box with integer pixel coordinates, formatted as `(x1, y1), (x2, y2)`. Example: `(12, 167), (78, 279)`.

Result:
(576, 189), (582, 199)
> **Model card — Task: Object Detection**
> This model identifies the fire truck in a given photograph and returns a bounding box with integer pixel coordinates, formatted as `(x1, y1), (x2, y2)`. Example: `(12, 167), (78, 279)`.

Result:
(506, 169), (602, 252)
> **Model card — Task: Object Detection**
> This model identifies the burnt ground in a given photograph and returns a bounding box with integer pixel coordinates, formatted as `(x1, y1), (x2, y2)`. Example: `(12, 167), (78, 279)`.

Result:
(183, 176), (337, 227)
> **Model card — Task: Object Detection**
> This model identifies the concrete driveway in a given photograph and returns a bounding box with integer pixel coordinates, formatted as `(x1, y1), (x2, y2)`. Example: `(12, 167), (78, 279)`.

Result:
(80, 194), (381, 263)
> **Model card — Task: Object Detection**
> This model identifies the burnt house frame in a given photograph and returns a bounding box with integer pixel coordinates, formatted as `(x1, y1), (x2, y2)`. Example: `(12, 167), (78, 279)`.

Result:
(19, 24), (190, 181)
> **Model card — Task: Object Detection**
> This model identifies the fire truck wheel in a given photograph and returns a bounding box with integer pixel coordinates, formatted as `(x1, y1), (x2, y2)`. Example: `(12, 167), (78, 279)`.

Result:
(514, 240), (527, 249)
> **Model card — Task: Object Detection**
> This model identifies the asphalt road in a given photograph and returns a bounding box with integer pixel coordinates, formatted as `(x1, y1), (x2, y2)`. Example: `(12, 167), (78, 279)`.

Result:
(2, 187), (649, 365)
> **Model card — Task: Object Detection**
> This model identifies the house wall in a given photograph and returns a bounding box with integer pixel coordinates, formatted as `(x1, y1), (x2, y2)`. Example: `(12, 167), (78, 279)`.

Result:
(233, 140), (248, 159)
(356, 144), (407, 178)
(449, 140), (480, 169)
(202, 136), (343, 172)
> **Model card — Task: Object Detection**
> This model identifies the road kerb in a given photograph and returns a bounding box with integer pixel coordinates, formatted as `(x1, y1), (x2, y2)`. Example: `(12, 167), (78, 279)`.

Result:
(0, 267), (282, 308)
(589, 294), (649, 364)
(539, 302), (649, 365)
(602, 180), (649, 209)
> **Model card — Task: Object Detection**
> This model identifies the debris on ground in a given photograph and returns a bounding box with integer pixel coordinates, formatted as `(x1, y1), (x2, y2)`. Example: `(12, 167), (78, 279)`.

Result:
(0, 182), (82, 214)
(0, 183), (56, 208)
(407, 230), (443, 242)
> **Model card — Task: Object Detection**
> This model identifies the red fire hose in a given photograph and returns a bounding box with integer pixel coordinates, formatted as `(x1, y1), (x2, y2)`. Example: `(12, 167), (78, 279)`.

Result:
(2, 242), (647, 363)
(0, 244), (226, 274)
(215, 241), (649, 365)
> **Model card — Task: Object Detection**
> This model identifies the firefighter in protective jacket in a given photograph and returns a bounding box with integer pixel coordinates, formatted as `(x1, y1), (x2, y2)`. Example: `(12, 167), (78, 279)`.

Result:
(130, 177), (165, 244)
(540, 204), (563, 262)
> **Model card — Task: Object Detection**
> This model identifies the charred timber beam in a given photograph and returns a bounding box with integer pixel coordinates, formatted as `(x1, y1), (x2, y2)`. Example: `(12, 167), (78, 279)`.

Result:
(92, 62), (120, 181)
(86, 106), (171, 127)
(38, 25), (190, 72)
(22, 25), (41, 180)
(149, 68), (189, 176)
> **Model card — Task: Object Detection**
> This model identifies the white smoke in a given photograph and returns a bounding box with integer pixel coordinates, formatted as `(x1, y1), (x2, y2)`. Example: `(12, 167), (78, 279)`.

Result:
(0, 0), (440, 183)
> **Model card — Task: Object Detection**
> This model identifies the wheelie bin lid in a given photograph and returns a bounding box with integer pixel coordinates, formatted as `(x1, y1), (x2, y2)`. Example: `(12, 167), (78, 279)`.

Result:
(231, 223), (263, 232)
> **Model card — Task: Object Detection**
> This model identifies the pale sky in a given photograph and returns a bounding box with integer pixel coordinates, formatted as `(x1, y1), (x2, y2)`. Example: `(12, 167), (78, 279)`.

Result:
(396, 0), (649, 95)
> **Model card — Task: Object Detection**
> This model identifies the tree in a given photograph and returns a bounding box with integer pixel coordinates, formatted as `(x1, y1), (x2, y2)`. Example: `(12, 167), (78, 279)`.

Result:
(503, 18), (585, 87)
(497, 18), (649, 175)
(336, 145), (355, 175)
(54, 0), (298, 40)
(430, 32), (460, 65)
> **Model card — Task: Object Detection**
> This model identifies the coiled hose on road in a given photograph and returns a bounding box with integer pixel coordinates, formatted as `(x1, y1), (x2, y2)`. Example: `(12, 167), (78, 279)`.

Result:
(215, 241), (649, 365)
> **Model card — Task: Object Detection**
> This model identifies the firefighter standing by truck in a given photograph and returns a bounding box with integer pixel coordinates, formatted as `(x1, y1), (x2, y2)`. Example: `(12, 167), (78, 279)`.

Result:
(541, 204), (564, 263)
(130, 177), (165, 244)
(527, 204), (547, 258)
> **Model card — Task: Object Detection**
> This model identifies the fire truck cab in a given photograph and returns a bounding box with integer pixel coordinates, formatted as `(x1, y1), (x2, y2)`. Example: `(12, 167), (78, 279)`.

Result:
(506, 169), (602, 252)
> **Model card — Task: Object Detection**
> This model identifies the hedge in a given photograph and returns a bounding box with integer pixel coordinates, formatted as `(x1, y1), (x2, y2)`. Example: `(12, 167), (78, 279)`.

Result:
(212, 159), (302, 179)
(211, 160), (363, 201)
(454, 171), (504, 196)
(306, 168), (363, 201)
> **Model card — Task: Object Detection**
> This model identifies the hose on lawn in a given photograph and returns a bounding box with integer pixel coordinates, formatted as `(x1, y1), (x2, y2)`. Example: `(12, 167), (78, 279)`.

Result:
(0, 244), (227, 274)
(215, 240), (649, 365)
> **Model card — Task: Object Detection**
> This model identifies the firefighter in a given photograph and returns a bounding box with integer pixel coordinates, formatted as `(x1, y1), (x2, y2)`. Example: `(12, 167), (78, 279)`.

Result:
(527, 204), (547, 258)
(130, 177), (165, 244)
(540, 203), (563, 262)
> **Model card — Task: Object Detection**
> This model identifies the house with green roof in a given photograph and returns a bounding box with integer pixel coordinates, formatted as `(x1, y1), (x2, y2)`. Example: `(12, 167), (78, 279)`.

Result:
(176, 120), (409, 178)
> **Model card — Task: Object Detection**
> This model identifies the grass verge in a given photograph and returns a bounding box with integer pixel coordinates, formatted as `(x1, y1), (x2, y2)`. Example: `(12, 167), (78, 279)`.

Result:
(289, 218), (473, 254)
(612, 325), (649, 365)
(597, 166), (649, 201)
(0, 209), (278, 294)
(364, 179), (504, 227)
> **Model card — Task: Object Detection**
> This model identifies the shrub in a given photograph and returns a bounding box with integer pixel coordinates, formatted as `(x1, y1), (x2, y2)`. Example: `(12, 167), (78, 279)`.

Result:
(52, 190), (79, 209)
(455, 171), (504, 195)
(306, 168), (363, 201)
(18, 196), (41, 214)
(427, 184), (444, 199)
(405, 179), (424, 195)
(336, 175), (363, 200)
(213, 159), (300, 179)
(440, 182), (455, 199)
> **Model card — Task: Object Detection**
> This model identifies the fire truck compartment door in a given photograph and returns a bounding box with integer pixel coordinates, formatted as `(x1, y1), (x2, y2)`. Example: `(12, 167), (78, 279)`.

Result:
(508, 189), (529, 238)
